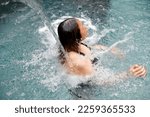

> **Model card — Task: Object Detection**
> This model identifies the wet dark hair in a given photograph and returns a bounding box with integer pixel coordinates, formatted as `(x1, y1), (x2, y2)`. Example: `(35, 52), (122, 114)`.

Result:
(58, 18), (82, 52)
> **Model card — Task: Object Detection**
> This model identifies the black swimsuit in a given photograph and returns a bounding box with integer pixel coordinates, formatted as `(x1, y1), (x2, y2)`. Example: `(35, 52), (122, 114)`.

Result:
(69, 80), (93, 99)
(80, 43), (98, 64)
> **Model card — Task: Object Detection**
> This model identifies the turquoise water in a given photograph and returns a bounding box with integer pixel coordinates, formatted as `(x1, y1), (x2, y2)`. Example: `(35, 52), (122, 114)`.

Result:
(0, 0), (150, 99)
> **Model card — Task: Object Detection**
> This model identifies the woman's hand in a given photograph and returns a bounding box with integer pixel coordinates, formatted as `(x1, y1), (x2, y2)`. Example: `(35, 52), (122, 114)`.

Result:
(129, 64), (147, 78)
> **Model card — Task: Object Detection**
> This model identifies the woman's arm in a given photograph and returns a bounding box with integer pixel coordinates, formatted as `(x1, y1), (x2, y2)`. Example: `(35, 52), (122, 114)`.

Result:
(114, 64), (147, 82)
(91, 44), (124, 59)
(94, 64), (147, 85)
(92, 44), (108, 50)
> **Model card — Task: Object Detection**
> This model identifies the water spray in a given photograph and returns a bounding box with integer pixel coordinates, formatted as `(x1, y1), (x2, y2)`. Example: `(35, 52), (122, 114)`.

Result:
(15, 0), (67, 55)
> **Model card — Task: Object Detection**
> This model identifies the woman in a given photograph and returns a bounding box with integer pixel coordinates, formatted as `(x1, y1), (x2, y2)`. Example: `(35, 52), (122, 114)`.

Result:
(57, 18), (147, 82)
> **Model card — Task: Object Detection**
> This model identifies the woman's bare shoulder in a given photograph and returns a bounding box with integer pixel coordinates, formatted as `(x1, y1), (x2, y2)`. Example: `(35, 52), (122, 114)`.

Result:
(66, 52), (93, 75)
(68, 51), (82, 60)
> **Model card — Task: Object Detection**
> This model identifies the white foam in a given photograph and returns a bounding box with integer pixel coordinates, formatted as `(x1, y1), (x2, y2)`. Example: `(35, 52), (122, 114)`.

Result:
(64, 74), (92, 88)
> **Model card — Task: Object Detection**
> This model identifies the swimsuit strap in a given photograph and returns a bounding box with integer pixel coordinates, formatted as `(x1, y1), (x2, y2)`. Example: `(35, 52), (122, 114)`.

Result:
(79, 52), (85, 56)
(81, 42), (91, 50)
(79, 43), (98, 64)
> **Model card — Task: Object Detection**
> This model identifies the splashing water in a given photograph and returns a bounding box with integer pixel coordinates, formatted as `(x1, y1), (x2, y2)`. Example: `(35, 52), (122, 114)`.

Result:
(36, 15), (134, 89)
(15, 0), (130, 87)
(17, 0), (62, 49)
(95, 31), (134, 55)
(1, 0), (149, 99)
(20, 7), (135, 92)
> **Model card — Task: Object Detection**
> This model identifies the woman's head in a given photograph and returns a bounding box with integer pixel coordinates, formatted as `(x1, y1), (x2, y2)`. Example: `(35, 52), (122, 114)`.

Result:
(58, 18), (88, 52)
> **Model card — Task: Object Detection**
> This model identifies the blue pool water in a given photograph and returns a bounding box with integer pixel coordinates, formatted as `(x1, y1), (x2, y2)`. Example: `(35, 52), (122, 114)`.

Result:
(0, 0), (150, 99)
